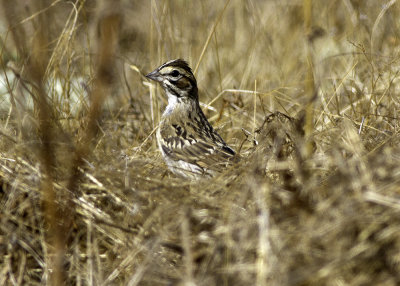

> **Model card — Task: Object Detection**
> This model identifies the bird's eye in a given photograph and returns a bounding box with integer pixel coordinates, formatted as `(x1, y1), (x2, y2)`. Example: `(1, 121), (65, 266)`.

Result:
(170, 70), (180, 77)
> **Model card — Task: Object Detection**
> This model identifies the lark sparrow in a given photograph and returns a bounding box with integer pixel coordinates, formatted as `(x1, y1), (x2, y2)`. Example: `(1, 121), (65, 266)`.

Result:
(146, 59), (235, 178)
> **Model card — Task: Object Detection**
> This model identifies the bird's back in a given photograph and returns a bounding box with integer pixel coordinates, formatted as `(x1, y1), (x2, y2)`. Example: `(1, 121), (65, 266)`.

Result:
(157, 99), (235, 178)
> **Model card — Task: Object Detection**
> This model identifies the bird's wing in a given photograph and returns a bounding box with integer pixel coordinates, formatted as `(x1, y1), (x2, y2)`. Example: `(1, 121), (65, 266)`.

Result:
(158, 121), (236, 173)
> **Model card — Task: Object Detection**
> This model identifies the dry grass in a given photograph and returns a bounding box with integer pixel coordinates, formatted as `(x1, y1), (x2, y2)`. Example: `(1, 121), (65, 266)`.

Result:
(1, 0), (400, 285)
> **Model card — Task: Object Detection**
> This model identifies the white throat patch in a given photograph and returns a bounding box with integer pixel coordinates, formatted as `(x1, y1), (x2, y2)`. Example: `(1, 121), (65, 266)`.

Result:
(163, 91), (180, 116)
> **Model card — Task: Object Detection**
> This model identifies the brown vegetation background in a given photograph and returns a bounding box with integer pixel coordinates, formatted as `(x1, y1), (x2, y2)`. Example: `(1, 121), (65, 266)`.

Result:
(1, 0), (400, 285)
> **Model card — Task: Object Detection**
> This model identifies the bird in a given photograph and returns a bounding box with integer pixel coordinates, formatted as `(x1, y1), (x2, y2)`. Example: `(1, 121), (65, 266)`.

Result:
(145, 59), (236, 179)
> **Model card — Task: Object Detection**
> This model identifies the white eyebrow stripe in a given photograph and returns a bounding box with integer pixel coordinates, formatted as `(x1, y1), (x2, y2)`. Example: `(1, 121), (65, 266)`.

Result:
(159, 66), (174, 75)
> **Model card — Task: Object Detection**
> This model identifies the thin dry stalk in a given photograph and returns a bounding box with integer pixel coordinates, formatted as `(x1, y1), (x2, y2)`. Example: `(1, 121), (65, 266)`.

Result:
(194, 0), (231, 75)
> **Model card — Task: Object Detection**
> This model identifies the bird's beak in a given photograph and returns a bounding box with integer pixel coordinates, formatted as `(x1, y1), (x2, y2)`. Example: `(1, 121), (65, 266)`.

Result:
(145, 69), (162, 82)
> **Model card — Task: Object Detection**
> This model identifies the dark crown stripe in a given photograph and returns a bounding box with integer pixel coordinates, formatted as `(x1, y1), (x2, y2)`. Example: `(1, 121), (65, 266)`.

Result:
(162, 59), (192, 74)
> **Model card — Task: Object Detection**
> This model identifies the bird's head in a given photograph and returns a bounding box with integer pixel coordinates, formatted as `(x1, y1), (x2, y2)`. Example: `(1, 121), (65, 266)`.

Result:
(146, 59), (198, 101)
